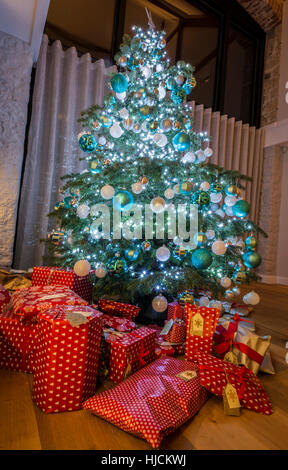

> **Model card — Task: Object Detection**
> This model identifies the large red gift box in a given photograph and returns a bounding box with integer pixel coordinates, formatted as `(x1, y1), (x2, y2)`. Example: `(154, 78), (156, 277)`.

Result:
(0, 285), (11, 313)
(98, 298), (140, 320)
(196, 351), (273, 415)
(105, 326), (156, 383)
(83, 357), (209, 448)
(32, 305), (103, 413)
(185, 305), (220, 361)
(32, 266), (93, 302)
(0, 310), (38, 373)
(12, 285), (88, 322)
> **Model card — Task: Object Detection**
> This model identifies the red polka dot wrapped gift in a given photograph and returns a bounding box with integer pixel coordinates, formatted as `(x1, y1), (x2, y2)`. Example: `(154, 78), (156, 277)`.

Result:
(185, 305), (220, 361)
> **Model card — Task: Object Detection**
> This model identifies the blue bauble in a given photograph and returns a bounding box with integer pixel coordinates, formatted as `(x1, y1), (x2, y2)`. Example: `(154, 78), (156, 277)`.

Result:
(179, 181), (193, 195)
(193, 232), (207, 247)
(183, 83), (193, 95)
(225, 184), (238, 196)
(191, 190), (210, 207)
(166, 77), (176, 90)
(113, 190), (134, 211)
(100, 114), (112, 128)
(245, 236), (258, 250)
(232, 200), (250, 218)
(111, 73), (128, 93)
(171, 86), (186, 105)
(191, 248), (212, 270)
(106, 257), (128, 276)
(124, 246), (139, 261)
(172, 132), (190, 151)
(243, 250), (262, 269)
(89, 160), (102, 174)
(78, 133), (97, 153)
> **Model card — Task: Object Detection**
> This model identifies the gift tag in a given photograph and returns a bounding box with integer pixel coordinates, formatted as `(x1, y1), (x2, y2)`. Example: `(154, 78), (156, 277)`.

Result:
(223, 383), (241, 416)
(224, 351), (238, 365)
(66, 311), (89, 327)
(190, 312), (204, 337)
(160, 319), (173, 336)
(176, 370), (197, 382)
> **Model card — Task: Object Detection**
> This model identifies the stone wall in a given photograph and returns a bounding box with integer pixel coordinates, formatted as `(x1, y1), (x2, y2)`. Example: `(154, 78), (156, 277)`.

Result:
(0, 32), (32, 267)
(237, 0), (282, 32)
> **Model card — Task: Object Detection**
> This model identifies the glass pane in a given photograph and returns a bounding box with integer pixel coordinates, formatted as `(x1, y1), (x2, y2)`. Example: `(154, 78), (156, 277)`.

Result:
(223, 26), (256, 124)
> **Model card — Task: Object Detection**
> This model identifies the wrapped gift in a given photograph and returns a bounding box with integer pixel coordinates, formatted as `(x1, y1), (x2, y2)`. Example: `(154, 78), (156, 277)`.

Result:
(98, 298), (140, 320)
(229, 303), (253, 317)
(155, 344), (175, 358)
(32, 266), (93, 302)
(185, 305), (220, 361)
(105, 326), (156, 383)
(0, 310), (38, 373)
(196, 351), (273, 415)
(167, 302), (186, 322)
(0, 284), (11, 313)
(100, 314), (137, 332)
(213, 314), (255, 357)
(12, 285), (88, 322)
(161, 318), (186, 344)
(83, 357), (209, 448)
(32, 305), (103, 413)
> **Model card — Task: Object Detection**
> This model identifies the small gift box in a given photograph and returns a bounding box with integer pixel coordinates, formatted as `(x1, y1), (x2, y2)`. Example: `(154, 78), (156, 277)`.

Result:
(196, 351), (273, 415)
(167, 302), (186, 322)
(185, 305), (220, 361)
(101, 314), (137, 332)
(105, 326), (156, 383)
(32, 305), (103, 413)
(32, 266), (93, 302)
(229, 303), (253, 317)
(0, 310), (38, 373)
(98, 298), (140, 320)
(160, 318), (186, 344)
(0, 285), (11, 313)
(12, 285), (88, 322)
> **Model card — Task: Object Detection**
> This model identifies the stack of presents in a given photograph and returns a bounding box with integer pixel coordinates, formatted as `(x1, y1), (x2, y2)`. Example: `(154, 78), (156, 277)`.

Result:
(0, 267), (274, 448)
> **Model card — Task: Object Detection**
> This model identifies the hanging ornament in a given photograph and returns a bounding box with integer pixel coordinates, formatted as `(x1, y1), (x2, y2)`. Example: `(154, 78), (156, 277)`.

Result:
(200, 182), (210, 191)
(173, 246), (187, 259)
(210, 192), (222, 203)
(175, 74), (185, 85)
(195, 150), (206, 163)
(171, 86), (186, 105)
(232, 200), (250, 218)
(119, 108), (129, 119)
(206, 229), (215, 240)
(182, 151), (196, 163)
(110, 73), (128, 93)
(199, 296), (210, 307)
(242, 251), (262, 269)
(204, 147), (213, 158)
(225, 290), (234, 300)
(166, 77), (176, 90)
(150, 196), (166, 213)
(141, 65), (152, 79)
(117, 56), (127, 67)
(142, 176), (148, 185)
(89, 160), (102, 174)
(179, 181), (193, 195)
(245, 235), (258, 250)
(220, 276), (232, 288)
(139, 105), (151, 119)
(191, 248), (212, 270)
(164, 188), (174, 199)
(100, 185), (115, 200)
(148, 120), (159, 133)
(225, 195), (237, 206)
(158, 86), (166, 100)
(77, 204), (90, 219)
(173, 184), (180, 194)
(232, 266), (247, 284)
(173, 120), (181, 130)
(193, 232), (208, 247)
(131, 181), (143, 194)
(154, 133), (168, 147)
(141, 240), (151, 252)
(232, 286), (241, 296)
(191, 190), (210, 207)
(184, 118), (193, 131)
(110, 123), (123, 138)
(243, 291), (260, 306)
(152, 295), (168, 313)
(100, 115), (112, 128)
(48, 230), (65, 245)
(225, 184), (238, 196)
(210, 182), (223, 193)
(95, 264), (107, 278)
(156, 245), (170, 262)
(160, 118), (172, 132)
(73, 260), (91, 277)
(78, 133), (97, 153)
(133, 122), (141, 133)
(172, 132), (190, 151)
(124, 246), (139, 261)
(106, 257), (128, 276)
(123, 118), (133, 130)
(113, 190), (134, 211)
(212, 240), (227, 255)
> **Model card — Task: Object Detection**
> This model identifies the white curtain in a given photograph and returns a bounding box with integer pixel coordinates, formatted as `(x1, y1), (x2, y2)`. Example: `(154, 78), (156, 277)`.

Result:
(14, 35), (112, 269)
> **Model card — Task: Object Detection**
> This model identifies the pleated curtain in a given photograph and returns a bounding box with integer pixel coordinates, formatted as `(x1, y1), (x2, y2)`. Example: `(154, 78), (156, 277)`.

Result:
(14, 35), (113, 269)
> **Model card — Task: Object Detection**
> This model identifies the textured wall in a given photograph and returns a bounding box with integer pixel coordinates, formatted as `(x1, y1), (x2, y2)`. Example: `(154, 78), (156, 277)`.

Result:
(0, 32), (33, 267)
(237, 0), (282, 32)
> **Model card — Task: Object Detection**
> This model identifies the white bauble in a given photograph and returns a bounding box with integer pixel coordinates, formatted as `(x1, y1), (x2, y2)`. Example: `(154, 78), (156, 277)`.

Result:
(158, 85), (166, 99)
(210, 203), (219, 212)
(150, 196), (166, 213)
(212, 240), (227, 255)
(77, 204), (90, 219)
(152, 295), (168, 312)
(141, 65), (152, 79)
(204, 147), (213, 158)
(116, 91), (126, 101)
(173, 184), (180, 194)
(154, 133), (167, 147)
(210, 192), (223, 203)
(164, 188), (175, 199)
(196, 150), (206, 162)
(182, 151), (196, 164)
(110, 124), (123, 138)
(98, 136), (106, 146)
(95, 264), (107, 279)
(220, 276), (232, 288)
(119, 108), (129, 119)
(199, 296), (209, 307)
(200, 182), (210, 191)
(100, 184), (115, 200)
(141, 121), (148, 132)
(206, 229), (215, 240)
(74, 259), (91, 277)
(225, 206), (234, 217)
(215, 209), (225, 218)
(243, 291), (260, 306)
(132, 182), (143, 194)
(225, 196), (237, 206)
(156, 245), (170, 262)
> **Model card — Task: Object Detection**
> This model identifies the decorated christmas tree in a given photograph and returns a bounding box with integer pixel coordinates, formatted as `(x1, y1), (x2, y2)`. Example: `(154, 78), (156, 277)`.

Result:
(45, 17), (266, 314)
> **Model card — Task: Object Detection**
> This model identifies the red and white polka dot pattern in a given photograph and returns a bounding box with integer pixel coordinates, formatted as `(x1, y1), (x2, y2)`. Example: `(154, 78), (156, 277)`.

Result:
(12, 285), (88, 322)
(162, 318), (186, 344)
(0, 310), (38, 373)
(83, 357), (209, 448)
(32, 266), (93, 303)
(0, 285), (11, 314)
(100, 314), (137, 332)
(98, 298), (140, 320)
(167, 302), (186, 323)
(185, 305), (220, 362)
(196, 351), (273, 415)
(32, 305), (103, 413)
(105, 327), (156, 383)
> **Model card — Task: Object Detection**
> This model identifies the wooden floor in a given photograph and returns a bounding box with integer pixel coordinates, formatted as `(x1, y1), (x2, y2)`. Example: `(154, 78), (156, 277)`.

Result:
(1, 282), (288, 451)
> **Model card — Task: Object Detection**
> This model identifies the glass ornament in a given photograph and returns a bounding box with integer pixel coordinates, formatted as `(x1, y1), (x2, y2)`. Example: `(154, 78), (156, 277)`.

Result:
(119, 108), (129, 119)
(113, 190), (134, 211)
(206, 229), (215, 240)
(73, 259), (91, 277)
(210, 182), (223, 193)
(195, 150), (206, 163)
(193, 232), (207, 247)
(171, 86), (186, 105)
(100, 185), (115, 200)
(245, 235), (258, 250)
(125, 246), (139, 261)
(191, 190), (210, 207)
(225, 195), (237, 206)
(179, 181), (193, 195)
(123, 118), (133, 130)
(225, 184), (238, 196)
(106, 257), (128, 276)
(177, 291), (194, 306)
(100, 115), (112, 128)
(164, 188), (174, 199)
(243, 251), (262, 269)
(156, 245), (170, 262)
(204, 147), (213, 158)
(152, 295), (168, 313)
(89, 160), (102, 174)
(141, 240), (151, 251)
(172, 132), (190, 151)
(166, 77), (176, 90)
(139, 105), (151, 119)
(150, 196), (166, 213)
(220, 276), (232, 288)
(232, 266), (247, 284)
(95, 264), (107, 278)
(158, 86), (166, 99)
(110, 123), (123, 138)
(232, 286), (241, 296)
(225, 290), (234, 300)
(78, 133), (97, 153)
(77, 204), (90, 219)
(182, 151), (196, 163)
(200, 182), (210, 191)
(212, 240), (227, 255)
(110, 73), (128, 93)
(210, 192), (223, 203)
(131, 182), (143, 194)
(191, 248), (212, 270)
(154, 133), (167, 147)
(160, 118), (172, 132)
(232, 200), (250, 218)
(173, 246), (187, 259)
(199, 296), (210, 307)
(243, 291), (260, 306)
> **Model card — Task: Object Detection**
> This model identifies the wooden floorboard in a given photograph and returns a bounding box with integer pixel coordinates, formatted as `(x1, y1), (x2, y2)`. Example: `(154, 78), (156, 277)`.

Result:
(0, 282), (288, 450)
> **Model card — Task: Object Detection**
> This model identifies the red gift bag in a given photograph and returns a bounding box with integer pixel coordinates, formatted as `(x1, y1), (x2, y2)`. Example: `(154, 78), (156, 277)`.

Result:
(185, 305), (220, 361)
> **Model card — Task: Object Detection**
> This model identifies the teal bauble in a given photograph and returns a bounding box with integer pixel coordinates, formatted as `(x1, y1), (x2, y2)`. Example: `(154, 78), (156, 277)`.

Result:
(245, 235), (258, 250)
(171, 86), (187, 105)
(191, 190), (210, 207)
(232, 265), (247, 284)
(166, 77), (176, 90)
(243, 250), (262, 269)
(113, 190), (134, 211)
(111, 73), (128, 93)
(183, 83), (193, 95)
(100, 114), (112, 128)
(179, 181), (193, 195)
(225, 184), (238, 196)
(89, 160), (102, 174)
(184, 118), (193, 131)
(78, 133), (97, 153)
(106, 257), (128, 276)
(54, 201), (65, 211)
(193, 232), (208, 247)
(232, 200), (250, 218)
(141, 240), (151, 252)
(172, 132), (190, 151)
(210, 182), (223, 193)
(191, 248), (212, 270)
(124, 246), (139, 261)
(127, 57), (139, 70)
(64, 197), (72, 208)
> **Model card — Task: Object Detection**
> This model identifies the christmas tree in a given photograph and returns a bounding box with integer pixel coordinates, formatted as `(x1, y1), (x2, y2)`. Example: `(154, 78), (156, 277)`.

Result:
(45, 18), (266, 313)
